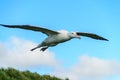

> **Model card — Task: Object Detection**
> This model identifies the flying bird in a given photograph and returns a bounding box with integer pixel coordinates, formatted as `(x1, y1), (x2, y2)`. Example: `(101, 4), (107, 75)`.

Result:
(0, 24), (108, 51)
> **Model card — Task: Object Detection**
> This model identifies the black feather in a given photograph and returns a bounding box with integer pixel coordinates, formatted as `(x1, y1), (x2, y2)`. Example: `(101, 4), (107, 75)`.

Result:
(76, 32), (108, 41)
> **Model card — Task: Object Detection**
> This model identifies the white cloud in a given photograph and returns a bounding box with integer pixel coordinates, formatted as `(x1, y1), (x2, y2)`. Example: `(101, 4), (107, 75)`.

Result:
(72, 55), (120, 80)
(0, 37), (59, 69)
(0, 37), (120, 80)
(52, 55), (120, 80)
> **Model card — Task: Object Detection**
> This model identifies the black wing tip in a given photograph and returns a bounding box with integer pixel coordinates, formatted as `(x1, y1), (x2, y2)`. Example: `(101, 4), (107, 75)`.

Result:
(0, 24), (5, 26)
(0, 24), (10, 27)
(98, 36), (109, 41)
(101, 38), (109, 41)
(0, 24), (25, 28)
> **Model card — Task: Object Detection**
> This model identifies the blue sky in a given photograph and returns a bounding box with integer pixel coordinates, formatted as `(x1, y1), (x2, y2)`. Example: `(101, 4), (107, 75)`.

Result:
(0, 0), (120, 80)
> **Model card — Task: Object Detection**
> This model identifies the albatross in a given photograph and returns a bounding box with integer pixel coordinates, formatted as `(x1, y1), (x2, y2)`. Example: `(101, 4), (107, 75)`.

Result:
(0, 24), (108, 51)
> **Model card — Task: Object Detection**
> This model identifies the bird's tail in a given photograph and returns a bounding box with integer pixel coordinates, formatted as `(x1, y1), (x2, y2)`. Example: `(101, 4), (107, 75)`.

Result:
(31, 46), (48, 52)
(40, 47), (48, 52)
(30, 47), (38, 51)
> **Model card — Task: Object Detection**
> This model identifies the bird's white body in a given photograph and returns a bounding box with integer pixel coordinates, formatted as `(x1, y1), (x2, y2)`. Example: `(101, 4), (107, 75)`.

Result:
(41, 30), (72, 46)
(0, 24), (108, 51)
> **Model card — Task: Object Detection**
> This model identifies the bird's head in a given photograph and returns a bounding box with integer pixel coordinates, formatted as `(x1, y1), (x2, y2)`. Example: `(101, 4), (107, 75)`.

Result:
(70, 32), (80, 39)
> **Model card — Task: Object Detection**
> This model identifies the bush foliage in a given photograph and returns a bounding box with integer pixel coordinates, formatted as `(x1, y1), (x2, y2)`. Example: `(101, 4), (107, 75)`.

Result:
(0, 67), (62, 80)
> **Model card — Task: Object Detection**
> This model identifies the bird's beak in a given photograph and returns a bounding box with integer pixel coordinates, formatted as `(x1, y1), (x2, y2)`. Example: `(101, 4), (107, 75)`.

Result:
(74, 32), (80, 39)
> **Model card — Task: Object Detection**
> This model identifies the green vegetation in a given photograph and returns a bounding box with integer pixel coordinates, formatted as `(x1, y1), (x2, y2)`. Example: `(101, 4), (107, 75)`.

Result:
(0, 67), (63, 80)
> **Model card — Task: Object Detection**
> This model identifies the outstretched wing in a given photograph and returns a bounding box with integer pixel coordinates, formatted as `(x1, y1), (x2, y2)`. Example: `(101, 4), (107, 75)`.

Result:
(0, 24), (59, 36)
(76, 32), (108, 41)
